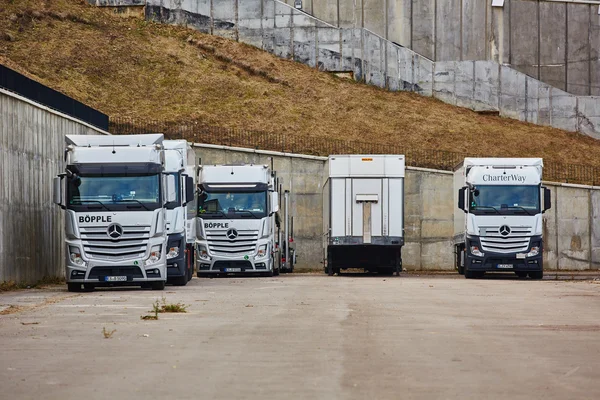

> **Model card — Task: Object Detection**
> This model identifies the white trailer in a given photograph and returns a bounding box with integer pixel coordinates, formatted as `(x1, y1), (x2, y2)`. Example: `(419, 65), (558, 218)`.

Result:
(163, 140), (197, 285)
(53, 134), (177, 291)
(323, 155), (405, 275)
(195, 164), (282, 276)
(454, 158), (552, 279)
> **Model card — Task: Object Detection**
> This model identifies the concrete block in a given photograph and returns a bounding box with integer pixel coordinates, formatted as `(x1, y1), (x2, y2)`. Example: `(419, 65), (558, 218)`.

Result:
(414, 54), (433, 97)
(455, 61), (476, 109)
(213, 0), (238, 40)
(364, 31), (385, 87)
(499, 66), (527, 121)
(473, 61), (500, 112)
(340, 28), (356, 72)
(537, 82), (553, 126)
(420, 241), (454, 271)
(433, 61), (457, 106)
(317, 27), (342, 71)
(577, 97), (600, 139)
(238, 0), (263, 47)
(525, 76), (540, 125)
(556, 186), (590, 270)
(592, 190), (600, 269)
(397, 47), (414, 91)
(293, 26), (316, 67)
(542, 199), (558, 270)
(550, 88), (578, 132)
(401, 242), (422, 270)
(386, 42), (400, 91)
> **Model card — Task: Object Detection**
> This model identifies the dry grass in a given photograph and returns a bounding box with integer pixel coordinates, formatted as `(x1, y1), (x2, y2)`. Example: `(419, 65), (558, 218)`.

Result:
(1, 0), (600, 166)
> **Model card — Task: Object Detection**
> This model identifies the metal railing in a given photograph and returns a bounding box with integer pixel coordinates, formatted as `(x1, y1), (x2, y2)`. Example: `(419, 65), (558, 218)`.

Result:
(110, 117), (600, 186)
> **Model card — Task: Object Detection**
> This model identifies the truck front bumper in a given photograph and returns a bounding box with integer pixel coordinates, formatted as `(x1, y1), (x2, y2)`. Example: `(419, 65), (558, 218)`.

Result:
(195, 248), (272, 275)
(466, 235), (543, 272)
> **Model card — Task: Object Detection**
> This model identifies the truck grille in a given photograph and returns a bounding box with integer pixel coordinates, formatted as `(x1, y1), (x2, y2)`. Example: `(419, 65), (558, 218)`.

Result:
(80, 225), (151, 261)
(206, 229), (259, 256)
(479, 225), (531, 254)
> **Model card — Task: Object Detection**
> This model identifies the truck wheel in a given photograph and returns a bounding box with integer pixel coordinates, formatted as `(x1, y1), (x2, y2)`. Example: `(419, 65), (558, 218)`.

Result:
(528, 271), (543, 280)
(151, 281), (166, 290)
(67, 283), (83, 292)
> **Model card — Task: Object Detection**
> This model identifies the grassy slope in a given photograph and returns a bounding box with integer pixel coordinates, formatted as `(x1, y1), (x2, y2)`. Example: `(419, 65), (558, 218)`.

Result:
(1, 0), (600, 167)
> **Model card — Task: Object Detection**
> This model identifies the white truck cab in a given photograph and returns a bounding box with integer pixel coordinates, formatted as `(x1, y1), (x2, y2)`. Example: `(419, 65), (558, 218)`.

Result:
(454, 158), (552, 279)
(163, 140), (197, 285)
(195, 164), (281, 276)
(53, 134), (176, 291)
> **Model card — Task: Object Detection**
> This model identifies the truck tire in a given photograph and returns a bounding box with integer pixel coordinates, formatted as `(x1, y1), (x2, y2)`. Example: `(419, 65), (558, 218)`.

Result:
(327, 250), (334, 276)
(67, 283), (83, 292)
(528, 270), (543, 280)
(151, 281), (166, 290)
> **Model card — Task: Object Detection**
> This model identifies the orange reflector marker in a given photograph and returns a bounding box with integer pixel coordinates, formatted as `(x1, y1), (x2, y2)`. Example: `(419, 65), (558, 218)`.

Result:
(362, 158), (373, 161)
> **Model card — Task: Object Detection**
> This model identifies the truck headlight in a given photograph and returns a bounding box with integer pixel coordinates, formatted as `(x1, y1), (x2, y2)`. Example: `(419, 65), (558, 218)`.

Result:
(526, 246), (540, 257)
(198, 245), (210, 261)
(167, 246), (179, 259)
(69, 246), (85, 266)
(257, 244), (267, 258)
(470, 246), (484, 257)
(145, 245), (162, 265)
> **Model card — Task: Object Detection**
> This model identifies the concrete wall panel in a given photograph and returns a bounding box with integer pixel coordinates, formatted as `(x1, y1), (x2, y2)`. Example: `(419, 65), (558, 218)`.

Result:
(462, 0), (486, 61)
(435, 0), (461, 61)
(499, 66), (527, 121)
(566, 4), (590, 96)
(433, 61), (457, 105)
(578, 96), (600, 140)
(0, 90), (104, 283)
(539, 2), (566, 91)
(474, 61), (499, 112)
(213, 0), (238, 40)
(412, 0), (436, 60)
(550, 88), (578, 132)
(592, 190), (600, 269)
(388, 0), (411, 47)
(510, 0), (539, 79)
(363, 0), (386, 37)
(555, 186), (590, 270)
(590, 6), (600, 96)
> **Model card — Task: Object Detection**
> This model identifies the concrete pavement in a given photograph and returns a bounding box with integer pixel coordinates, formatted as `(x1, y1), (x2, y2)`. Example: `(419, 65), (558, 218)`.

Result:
(1, 275), (599, 399)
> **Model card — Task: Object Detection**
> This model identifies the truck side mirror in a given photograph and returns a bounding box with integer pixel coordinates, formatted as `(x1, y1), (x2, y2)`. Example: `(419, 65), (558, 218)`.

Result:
(166, 174), (177, 204)
(542, 186), (551, 212)
(53, 176), (64, 209)
(185, 176), (194, 204)
(270, 192), (279, 214)
(458, 187), (467, 213)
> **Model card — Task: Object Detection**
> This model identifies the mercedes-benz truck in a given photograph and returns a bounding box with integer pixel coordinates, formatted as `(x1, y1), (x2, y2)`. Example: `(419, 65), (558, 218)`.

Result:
(53, 134), (176, 292)
(195, 164), (281, 276)
(454, 158), (551, 279)
(323, 155), (405, 276)
(163, 140), (197, 285)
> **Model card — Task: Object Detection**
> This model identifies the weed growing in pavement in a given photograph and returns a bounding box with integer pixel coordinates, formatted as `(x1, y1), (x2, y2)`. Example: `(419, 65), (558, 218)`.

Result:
(102, 327), (116, 339)
(140, 299), (160, 320)
(158, 296), (188, 313)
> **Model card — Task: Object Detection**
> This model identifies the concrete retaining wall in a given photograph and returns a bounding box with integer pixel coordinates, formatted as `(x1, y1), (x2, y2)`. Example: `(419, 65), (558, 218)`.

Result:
(141, 0), (600, 138)
(0, 89), (106, 283)
(194, 144), (600, 271)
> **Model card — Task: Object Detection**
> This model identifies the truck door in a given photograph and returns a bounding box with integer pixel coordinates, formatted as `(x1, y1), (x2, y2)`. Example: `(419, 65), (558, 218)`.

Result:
(351, 179), (382, 241)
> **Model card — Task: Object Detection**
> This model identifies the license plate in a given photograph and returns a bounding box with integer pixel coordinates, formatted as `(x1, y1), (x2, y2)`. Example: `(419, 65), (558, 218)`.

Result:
(497, 264), (513, 269)
(105, 276), (127, 282)
(225, 268), (241, 272)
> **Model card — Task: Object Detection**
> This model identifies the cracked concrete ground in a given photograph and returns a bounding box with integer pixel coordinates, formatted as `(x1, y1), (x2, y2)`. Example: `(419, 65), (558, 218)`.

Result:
(1, 275), (600, 400)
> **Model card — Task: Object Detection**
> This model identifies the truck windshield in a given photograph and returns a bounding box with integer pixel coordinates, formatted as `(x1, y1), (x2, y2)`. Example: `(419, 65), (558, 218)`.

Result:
(470, 185), (540, 215)
(67, 174), (161, 211)
(198, 191), (267, 219)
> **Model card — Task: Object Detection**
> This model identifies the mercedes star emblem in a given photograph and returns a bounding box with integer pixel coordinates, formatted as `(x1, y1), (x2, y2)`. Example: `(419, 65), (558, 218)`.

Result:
(499, 225), (511, 236)
(107, 223), (124, 240)
(226, 228), (239, 240)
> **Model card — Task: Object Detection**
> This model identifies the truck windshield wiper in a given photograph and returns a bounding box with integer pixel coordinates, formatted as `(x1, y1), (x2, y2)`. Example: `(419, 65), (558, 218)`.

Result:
(116, 199), (151, 211)
(471, 206), (500, 214)
(200, 210), (226, 218)
(235, 210), (261, 218)
(504, 206), (534, 215)
(73, 200), (111, 211)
